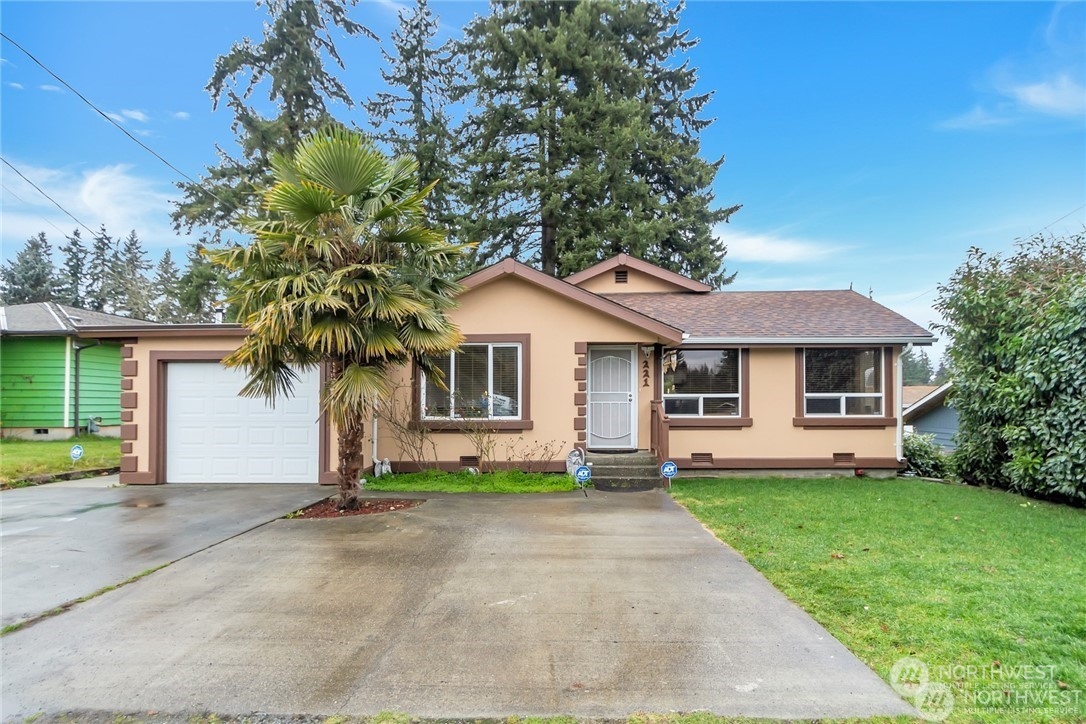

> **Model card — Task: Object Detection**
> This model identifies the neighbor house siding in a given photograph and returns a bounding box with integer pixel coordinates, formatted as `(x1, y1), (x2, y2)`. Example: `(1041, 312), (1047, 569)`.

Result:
(0, 337), (69, 428)
(69, 342), (122, 426)
(912, 405), (958, 450)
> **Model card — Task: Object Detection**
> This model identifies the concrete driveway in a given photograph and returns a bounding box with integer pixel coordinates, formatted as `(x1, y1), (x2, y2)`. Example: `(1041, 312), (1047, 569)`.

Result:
(1, 490), (914, 720)
(0, 479), (330, 626)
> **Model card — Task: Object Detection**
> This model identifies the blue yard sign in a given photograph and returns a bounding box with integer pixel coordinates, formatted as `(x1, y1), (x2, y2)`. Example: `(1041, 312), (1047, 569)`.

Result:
(574, 465), (592, 483)
(661, 461), (678, 478)
(70, 444), (84, 462)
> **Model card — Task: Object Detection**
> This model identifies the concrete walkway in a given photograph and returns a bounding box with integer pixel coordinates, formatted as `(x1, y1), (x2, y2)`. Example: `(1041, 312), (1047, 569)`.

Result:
(1, 480), (330, 626)
(1, 490), (914, 720)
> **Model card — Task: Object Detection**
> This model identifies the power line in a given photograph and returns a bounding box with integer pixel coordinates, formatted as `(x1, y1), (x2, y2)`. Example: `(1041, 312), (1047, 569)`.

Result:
(0, 156), (98, 238)
(1037, 204), (1086, 234)
(1, 182), (73, 239)
(0, 32), (233, 210)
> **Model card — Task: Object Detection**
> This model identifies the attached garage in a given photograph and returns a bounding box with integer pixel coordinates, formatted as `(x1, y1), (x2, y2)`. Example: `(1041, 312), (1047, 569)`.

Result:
(165, 362), (320, 483)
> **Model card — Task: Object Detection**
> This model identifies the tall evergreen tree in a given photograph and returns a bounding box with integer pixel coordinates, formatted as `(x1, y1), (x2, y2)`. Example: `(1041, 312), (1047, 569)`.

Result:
(114, 230), (154, 319)
(151, 249), (184, 322)
(56, 229), (88, 307)
(365, 0), (459, 232)
(455, 0), (740, 284)
(84, 225), (120, 313)
(171, 0), (376, 233)
(902, 348), (934, 385)
(0, 232), (56, 304)
(176, 243), (227, 322)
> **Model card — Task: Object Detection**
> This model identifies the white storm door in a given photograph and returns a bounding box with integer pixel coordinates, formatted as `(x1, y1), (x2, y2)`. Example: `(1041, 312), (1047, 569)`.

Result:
(587, 347), (637, 449)
(166, 362), (320, 483)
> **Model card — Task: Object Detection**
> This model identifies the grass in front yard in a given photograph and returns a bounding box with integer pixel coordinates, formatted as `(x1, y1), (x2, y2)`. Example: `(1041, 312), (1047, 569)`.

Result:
(672, 476), (1086, 723)
(0, 435), (121, 483)
(365, 469), (576, 493)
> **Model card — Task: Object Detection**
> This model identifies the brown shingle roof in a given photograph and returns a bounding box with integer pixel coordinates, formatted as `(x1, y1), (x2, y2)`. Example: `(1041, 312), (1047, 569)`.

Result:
(603, 290), (933, 341)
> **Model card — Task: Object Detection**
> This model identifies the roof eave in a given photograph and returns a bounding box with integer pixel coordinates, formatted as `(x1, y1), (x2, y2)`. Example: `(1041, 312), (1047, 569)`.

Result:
(682, 335), (937, 346)
(563, 253), (712, 292)
(75, 324), (249, 339)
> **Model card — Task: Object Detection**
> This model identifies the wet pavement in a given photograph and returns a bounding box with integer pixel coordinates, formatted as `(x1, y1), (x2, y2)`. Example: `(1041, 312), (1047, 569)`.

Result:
(0, 481), (330, 626)
(1, 490), (914, 720)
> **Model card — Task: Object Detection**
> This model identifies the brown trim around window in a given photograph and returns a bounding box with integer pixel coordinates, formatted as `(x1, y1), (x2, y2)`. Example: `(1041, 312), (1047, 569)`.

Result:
(794, 346), (896, 428)
(134, 351), (331, 485)
(416, 334), (532, 432)
(661, 347), (752, 429)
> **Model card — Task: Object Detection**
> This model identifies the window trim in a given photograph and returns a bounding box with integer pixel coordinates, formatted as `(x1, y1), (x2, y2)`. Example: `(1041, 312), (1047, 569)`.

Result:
(416, 334), (533, 432)
(793, 347), (896, 429)
(662, 346), (752, 429)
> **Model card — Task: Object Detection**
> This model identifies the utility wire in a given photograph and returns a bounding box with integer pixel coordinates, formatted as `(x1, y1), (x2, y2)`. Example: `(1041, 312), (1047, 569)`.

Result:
(1, 182), (73, 239)
(1, 156), (98, 238)
(0, 32), (233, 210)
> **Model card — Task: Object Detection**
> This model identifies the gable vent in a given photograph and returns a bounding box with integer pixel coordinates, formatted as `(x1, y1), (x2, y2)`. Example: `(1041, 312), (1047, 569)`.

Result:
(833, 452), (856, 464)
(691, 452), (714, 466)
(614, 269), (629, 284)
(459, 455), (481, 468)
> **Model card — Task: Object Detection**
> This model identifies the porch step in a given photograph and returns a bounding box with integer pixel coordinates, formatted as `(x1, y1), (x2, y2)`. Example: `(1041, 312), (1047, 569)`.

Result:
(585, 451), (663, 492)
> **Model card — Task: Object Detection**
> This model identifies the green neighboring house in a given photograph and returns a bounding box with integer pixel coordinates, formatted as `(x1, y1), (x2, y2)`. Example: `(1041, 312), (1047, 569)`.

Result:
(0, 303), (152, 439)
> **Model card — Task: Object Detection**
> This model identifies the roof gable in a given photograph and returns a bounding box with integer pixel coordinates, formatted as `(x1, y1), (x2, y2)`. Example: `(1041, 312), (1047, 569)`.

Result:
(459, 258), (684, 343)
(564, 254), (712, 293)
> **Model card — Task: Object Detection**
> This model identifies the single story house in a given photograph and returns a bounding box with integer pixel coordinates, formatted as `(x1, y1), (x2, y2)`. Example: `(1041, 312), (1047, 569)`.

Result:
(903, 382), (957, 450)
(80, 255), (934, 484)
(0, 303), (152, 439)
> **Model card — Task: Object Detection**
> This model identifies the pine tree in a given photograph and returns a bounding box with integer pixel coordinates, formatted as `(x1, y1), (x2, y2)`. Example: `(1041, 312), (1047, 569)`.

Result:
(171, 0), (376, 233)
(56, 229), (87, 307)
(455, 0), (740, 283)
(84, 225), (120, 313)
(365, 0), (459, 232)
(902, 348), (934, 385)
(176, 243), (226, 322)
(151, 249), (184, 322)
(932, 351), (952, 385)
(114, 230), (154, 319)
(0, 232), (56, 304)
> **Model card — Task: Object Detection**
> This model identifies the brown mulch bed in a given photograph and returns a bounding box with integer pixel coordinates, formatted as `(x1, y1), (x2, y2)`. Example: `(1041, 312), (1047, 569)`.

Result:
(289, 497), (424, 519)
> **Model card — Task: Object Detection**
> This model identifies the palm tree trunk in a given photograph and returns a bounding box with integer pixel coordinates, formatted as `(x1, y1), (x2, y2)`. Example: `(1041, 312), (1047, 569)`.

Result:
(336, 411), (366, 510)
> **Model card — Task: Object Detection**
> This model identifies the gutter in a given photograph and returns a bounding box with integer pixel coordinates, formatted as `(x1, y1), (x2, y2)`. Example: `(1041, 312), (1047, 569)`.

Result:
(683, 336), (935, 346)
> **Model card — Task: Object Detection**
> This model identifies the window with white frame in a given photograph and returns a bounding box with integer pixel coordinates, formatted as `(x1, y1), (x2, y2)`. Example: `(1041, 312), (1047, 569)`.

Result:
(422, 343), (521, 420)
(803, 348), (882, 416)
(662, 349), (740, 416)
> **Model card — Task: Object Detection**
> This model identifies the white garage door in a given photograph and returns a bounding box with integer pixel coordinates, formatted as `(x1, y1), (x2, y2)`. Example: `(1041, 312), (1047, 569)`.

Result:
(166, 362), (320, 483)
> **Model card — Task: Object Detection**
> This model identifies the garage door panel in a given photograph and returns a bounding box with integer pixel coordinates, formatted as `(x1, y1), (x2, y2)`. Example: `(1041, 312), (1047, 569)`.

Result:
(166, 363), (320, 483)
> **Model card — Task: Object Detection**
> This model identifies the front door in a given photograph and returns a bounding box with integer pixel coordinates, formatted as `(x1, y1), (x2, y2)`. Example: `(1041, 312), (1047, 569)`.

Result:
(587, 346), (637, 450)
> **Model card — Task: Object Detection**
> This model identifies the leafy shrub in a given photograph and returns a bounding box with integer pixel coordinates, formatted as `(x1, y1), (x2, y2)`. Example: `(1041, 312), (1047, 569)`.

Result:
(903, 432), (948, 478)
(935, 232), (1086, 504)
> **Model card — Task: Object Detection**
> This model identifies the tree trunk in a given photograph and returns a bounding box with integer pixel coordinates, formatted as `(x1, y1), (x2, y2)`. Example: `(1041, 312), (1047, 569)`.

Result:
(336, 411), (366, 510)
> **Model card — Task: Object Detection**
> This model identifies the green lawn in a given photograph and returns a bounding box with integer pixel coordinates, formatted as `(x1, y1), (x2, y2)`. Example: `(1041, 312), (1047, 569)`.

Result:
(0, 435), (121, 484)
(671, 476), (1086, 724)
(365, 469), (577, 494)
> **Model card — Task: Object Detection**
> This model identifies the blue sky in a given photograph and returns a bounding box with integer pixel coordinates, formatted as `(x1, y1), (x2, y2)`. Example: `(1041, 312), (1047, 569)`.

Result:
(2, 1), (1084, 357)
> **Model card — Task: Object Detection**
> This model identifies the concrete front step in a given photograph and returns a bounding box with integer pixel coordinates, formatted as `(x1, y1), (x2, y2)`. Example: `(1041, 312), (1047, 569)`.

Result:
(585, 451), (663, 491)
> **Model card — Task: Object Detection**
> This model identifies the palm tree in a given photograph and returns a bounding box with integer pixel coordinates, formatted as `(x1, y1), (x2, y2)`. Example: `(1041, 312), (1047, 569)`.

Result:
(210, 127), (467, 508)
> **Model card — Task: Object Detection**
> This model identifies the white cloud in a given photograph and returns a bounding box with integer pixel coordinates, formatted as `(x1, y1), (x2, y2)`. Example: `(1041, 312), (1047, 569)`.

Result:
(938, 105), (1013, 130)
(172, 111), (191, 120)
(105, 112), (125, 123)
(7, 82), (23, 90)
(134, 129), (154, 138)
(715, 227), (844, 263)
(1003, 73), (1086, 117)
(39, 84), (62, 92)
(0, 160), (185, 258)
(121, 109), (149, 122)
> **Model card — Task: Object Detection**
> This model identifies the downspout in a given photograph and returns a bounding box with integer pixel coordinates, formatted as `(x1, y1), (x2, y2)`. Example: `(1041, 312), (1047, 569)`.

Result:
(372, 411), (379, 474)
(896, 343), (912, 462)
(73, 340), (102, 437)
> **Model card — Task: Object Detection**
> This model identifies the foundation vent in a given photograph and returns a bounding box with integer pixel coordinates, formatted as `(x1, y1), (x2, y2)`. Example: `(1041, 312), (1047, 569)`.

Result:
(614, 269), (629, 284)
(459, 455), (481, 468)
(833, 452), (856, 464)
(691, 452), (714, 466)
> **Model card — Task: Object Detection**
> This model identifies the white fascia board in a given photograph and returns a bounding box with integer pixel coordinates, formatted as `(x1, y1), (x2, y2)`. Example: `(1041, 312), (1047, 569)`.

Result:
(682, 336), (937, 346)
